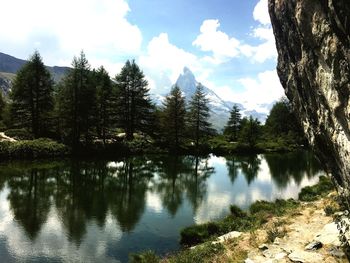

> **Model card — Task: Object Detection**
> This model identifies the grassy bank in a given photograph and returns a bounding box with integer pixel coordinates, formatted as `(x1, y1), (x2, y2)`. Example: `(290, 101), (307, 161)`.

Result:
(130, 176), (338, 263)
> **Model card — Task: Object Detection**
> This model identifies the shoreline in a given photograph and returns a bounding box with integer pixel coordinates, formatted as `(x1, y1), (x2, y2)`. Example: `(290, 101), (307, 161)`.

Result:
(131, 177), (349, 263)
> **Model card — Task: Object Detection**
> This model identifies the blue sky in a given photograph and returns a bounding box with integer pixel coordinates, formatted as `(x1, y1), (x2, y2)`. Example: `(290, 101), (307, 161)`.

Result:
(0, 0), (283, 112)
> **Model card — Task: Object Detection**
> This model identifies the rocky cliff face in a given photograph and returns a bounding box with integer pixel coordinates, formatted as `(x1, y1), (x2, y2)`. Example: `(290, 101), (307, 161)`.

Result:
(268, 0), (350, 200)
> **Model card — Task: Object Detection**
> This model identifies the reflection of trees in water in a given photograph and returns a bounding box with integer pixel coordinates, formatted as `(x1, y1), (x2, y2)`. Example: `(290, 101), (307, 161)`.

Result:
(6, 166), (56, 240)
(153, 155), (190, 216)
(0, 155), (215, 244)
(184, 156), (215, 213)
(106, 156), (155, 232)
(239, 155), (261, 185)
(265, 151), (322, 188)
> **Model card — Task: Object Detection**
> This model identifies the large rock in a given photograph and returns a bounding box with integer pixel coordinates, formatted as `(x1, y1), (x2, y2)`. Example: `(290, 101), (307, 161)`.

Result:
(268, 0), (350, 207)
(268, 0), (350, 254)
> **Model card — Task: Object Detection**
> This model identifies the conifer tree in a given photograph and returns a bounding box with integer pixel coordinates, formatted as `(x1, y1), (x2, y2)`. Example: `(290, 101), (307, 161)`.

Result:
(57, 51), (95, 146)
(161, 86), (186, 149)
(94, 66), (113, 144)
(224, 104), (241, 141)
(187, 84), (213, 149)
(115, 60), (153, 140)
(10, 51), (54, 138)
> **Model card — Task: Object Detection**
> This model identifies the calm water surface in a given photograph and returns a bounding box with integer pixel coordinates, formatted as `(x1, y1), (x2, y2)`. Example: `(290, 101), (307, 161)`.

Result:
(0, 152), (323, 262)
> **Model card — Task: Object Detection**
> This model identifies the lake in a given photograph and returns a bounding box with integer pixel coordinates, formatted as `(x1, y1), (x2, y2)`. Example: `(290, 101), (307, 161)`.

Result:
(0, 151), (323, 262)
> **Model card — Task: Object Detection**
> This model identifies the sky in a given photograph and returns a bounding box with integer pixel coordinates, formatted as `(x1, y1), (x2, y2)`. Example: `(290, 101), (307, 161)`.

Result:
(0, 0), (284, 112)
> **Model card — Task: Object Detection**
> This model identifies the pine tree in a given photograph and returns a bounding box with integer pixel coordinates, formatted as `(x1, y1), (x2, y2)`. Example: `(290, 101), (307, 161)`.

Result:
(115, 60), (153, 141)
(161, 86), (186, 149)
(10, 51), (54, 138)
(94, 66), (113, 144)
(57, 51), (95, 146)
(187, 84), (213, 149)
(224, 104), (241, 141)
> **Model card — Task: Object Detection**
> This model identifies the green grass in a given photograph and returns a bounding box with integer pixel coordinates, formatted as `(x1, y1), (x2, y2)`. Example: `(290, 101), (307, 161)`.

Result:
(180, 199), (299, 247)
(129, 251), (160, 263)
(298, 176), (334, 201)
(168, 242), (225, 263)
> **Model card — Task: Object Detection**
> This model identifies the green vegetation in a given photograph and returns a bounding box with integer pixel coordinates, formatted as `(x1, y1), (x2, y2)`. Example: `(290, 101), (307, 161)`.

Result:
(130, 176), (334, 262)
(160, 86), (187, 150)
(0, 138), (69, 159)
(187, 84), (215, 149)
(180, 198), (299, 247)
(167, 242), (225, 263)
(180, 176), (334, 248)
(115, 60), (154, 141)
(298, 175), (334, 201)
(0, 51), (307, 159)
(10, 51), (54, 138)
(129, 251), (160, 263)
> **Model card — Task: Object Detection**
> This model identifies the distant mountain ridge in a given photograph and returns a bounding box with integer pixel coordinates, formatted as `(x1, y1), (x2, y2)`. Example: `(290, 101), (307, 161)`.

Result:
(153, 67), (269, 131)
(0, 52), (70, 95)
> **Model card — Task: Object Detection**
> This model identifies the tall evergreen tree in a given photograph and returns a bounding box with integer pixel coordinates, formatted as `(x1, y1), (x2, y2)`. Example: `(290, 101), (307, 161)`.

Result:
(224, 104), (241, 141)
(161, 86), (186, 149)
(115, 60), (153, 140)
(187, 84), (213, 149)
(10, 51), (54, 138)
(94, 66), (113, 145)
(57, 51), (95, 146)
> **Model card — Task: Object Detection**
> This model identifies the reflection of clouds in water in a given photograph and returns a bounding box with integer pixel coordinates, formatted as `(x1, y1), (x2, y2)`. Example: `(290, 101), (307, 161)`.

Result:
(146, 191), (163, 214)
(0, 193), (123, 263)
(107, 161), (124, 169)
(194, 154), (322, 220)
(207, 155), (226, 166)
(255, 158), (272, 183)
(194, 191), (231, 224)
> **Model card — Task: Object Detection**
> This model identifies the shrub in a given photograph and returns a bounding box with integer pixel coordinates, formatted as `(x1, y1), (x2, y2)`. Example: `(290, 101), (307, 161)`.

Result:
(169, 243), (224, 263)
(266, 221), (287, 243)
(230, 205), (247, 218)
(299, 176), (334, 201)
(0, 138), (70, 159)
(4, 128), (34, 140)
(129, 251), (160, 263)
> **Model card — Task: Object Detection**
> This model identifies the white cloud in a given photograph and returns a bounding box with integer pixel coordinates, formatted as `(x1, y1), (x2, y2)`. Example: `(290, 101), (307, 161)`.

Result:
(237, 70), (284, 111)
(253, 0), (270, 25)
(139, 33), (203, 94)
(193, 20), (241, 64)
(0, 0), (142, 71)
(242, 0), (277, 63)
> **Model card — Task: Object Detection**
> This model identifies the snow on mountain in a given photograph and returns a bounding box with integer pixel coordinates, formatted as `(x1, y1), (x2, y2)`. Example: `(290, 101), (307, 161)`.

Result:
(152, 67), (270, 131)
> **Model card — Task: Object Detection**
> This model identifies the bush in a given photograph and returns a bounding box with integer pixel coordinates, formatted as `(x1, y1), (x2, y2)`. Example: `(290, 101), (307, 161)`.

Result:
(0, 138), (70, 159)
(299, 176), (334, 201)
(180, 223), (217, 247)
(129, 251), (160, 263)
(230, 205), (247, 218)
(4, 128), (33, 140)
(250, 199), (299, 217)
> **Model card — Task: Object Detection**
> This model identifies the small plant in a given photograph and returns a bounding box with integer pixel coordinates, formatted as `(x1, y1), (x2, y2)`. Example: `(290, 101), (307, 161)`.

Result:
(169, 242), (224, 263)
(129, 251), (160, 263)
(324, 204), (337, 216)
(298, 176), (334, 201)
(230, 205), (247, 218)
(266, 221), (287, 243)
